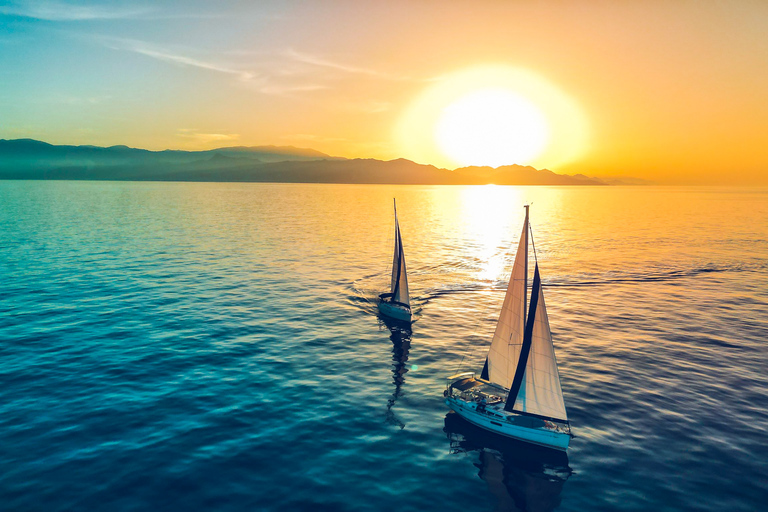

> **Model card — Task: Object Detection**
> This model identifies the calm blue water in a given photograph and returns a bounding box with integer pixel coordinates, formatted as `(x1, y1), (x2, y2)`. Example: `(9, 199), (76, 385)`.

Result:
(1, 181), (767, 511)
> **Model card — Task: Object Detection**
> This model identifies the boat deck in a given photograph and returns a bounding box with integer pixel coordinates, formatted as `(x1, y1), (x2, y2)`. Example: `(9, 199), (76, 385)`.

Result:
(449, 377), (508, 403)
(447, 376), (570, 432)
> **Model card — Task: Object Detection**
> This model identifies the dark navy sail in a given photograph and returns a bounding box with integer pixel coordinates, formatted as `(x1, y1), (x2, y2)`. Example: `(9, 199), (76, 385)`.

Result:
(505, 264), (541, 412)
(389, 200), (410, 307)
(391, 216), (405, 302)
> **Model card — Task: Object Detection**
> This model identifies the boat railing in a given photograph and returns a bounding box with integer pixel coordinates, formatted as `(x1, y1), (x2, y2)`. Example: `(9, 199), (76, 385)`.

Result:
(448, 387), (571, 434)
(446, 372), (475, 382)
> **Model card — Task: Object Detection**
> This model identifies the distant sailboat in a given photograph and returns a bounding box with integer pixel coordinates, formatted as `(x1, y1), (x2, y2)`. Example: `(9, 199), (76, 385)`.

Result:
(445, 205), (572, 451)
(378, 199), (412, 322)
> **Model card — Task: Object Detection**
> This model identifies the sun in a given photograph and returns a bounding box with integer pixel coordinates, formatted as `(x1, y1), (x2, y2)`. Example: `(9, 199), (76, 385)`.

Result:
(395, 65), (589, 170)
(435, 88), (549, 167)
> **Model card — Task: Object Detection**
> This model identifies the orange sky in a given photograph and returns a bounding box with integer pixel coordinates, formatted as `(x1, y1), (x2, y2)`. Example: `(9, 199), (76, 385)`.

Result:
(1, 1), (767, 184)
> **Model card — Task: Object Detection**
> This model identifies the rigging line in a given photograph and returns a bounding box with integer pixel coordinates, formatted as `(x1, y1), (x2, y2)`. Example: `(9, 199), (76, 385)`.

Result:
(455, 329), (480, 374)
(453, 341), (473, 376)
(529, 220), (539, 265)
(454, 299), (491, 374)
(453, 352), (468, 376)
(455, 278), (506, 375)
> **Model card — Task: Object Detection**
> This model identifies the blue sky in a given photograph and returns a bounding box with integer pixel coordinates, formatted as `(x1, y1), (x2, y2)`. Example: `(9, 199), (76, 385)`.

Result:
(2, 1), (768, 183)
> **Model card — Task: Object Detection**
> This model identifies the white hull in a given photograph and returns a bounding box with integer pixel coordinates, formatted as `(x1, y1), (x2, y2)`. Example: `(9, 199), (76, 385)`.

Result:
(445, 397), (570, 451)
(378, 300), (412, 322)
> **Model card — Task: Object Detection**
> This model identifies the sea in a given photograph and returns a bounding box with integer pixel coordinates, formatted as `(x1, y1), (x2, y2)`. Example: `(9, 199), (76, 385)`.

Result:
(1, 181), (766, 512)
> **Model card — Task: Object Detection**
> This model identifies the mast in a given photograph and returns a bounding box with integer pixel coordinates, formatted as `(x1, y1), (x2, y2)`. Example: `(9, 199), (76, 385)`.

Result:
(523, 205), (529, 329)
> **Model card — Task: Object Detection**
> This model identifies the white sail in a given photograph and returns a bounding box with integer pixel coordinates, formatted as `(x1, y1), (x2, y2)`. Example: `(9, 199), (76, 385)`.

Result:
(511, 269), (568, 421)
(485, 214), (528, 389)
(390, 215), (410, 306)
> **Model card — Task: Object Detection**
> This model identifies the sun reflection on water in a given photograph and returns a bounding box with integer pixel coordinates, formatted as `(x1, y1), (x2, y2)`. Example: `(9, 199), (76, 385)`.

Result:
(458, 185), (525, 283)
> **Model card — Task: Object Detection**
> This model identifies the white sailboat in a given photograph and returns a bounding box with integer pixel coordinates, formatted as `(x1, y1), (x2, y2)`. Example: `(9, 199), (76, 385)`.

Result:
(445, 205), (572, 451)
(378, 199), (412, 323)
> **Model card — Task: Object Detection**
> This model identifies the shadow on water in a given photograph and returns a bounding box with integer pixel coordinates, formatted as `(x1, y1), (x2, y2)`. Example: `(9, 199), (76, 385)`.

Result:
(379, 315), (412, 429)
(444, 412), (571, 512)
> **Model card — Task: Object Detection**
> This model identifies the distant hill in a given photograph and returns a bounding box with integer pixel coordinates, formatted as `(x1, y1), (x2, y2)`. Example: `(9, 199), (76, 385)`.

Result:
(0, 139), (612, 185)
(0, 138), (337, 167)
(451, 165), (604, 185)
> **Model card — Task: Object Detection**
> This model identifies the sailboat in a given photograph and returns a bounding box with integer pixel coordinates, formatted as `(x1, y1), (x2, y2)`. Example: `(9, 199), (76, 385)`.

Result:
(378, 199), (412, 322)
(445, 205), (572, 451)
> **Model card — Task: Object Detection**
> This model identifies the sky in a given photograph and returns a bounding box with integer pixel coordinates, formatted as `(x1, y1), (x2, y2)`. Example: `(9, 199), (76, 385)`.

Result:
(1, 0), (767, 184)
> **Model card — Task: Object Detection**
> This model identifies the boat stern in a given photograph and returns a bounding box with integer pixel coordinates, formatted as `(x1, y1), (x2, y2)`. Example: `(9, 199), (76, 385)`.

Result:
(378, 298), (412, 322)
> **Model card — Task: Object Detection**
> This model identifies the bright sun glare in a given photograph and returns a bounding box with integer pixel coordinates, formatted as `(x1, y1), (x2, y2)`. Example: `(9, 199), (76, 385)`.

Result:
(395, 66), (588, 170)
(435, 88), (549, 168)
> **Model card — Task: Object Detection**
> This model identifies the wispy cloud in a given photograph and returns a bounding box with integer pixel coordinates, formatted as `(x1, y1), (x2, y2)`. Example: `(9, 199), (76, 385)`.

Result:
(98, 37), (413, 99)
(101, 37), (334, 97)
(0, 1), (233, 21)
(133, 47), (256, 81)
(177, 129), (240, 145)
(258, 84), (329, 95)
(0, 1), (153, 21)
(101, 37), (257, 82)
(285, 134), (349, 144)
(284, 48), (412, 81)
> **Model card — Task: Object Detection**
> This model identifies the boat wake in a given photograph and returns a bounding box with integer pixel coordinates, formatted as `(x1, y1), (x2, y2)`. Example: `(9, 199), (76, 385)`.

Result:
(348, 262), (760, 318)
(420, 262), (760, 301)
(544, 262), (758, 288)
(348, 271), (424, 318)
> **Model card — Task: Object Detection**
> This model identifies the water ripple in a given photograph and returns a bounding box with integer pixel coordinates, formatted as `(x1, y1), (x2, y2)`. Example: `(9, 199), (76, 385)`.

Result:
(1, 182), (767, 512)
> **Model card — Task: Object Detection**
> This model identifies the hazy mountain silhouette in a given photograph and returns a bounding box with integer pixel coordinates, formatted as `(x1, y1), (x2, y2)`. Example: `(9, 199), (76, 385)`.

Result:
(0, 139), (613, 185)
(0, 139), (334, 166)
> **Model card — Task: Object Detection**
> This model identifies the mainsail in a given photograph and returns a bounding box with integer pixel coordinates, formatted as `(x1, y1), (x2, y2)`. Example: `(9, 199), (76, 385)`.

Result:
(390, 203), (410, 306)
(483, 209), (528, 389)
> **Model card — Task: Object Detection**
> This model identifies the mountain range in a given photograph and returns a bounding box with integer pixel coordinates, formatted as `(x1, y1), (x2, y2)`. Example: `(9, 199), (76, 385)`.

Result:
(0, 139), (615, 185)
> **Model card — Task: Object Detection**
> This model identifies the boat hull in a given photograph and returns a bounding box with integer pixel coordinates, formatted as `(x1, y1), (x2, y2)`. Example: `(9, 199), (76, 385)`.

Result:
(378, 300), (412, 322)
(445, 397), (570, 451)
